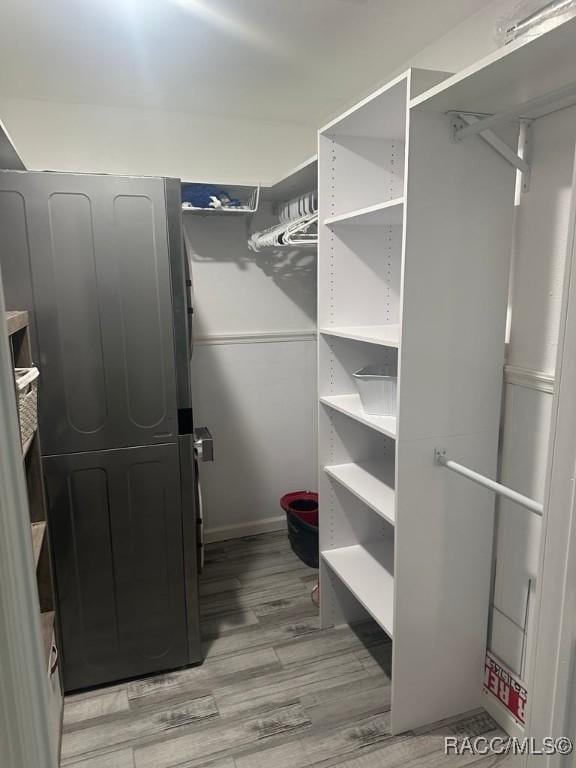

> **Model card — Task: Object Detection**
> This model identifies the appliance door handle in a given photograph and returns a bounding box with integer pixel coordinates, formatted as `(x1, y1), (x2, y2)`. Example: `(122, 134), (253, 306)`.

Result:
(196, 464), (205, 573)
(49, 643), (59, 676)
(185, 243), (194, 360)
(193, 427), (214, 463)
(188, 304), (194, 360)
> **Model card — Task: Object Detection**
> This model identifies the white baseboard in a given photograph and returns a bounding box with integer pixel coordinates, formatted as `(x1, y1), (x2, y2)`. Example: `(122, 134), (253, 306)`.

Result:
(194, 330), (316, 346)
(204, 515), (287, 543)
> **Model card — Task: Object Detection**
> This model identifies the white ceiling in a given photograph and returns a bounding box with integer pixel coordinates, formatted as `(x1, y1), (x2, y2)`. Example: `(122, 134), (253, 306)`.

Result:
(0, 0), (489, 126)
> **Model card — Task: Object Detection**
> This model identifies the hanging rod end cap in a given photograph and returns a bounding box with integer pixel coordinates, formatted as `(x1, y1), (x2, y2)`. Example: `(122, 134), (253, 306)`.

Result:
(434, 447), (447, 465)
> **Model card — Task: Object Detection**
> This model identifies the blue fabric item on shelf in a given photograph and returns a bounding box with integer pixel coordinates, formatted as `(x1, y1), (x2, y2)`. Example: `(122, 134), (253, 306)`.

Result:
(181, 183), (244, 209)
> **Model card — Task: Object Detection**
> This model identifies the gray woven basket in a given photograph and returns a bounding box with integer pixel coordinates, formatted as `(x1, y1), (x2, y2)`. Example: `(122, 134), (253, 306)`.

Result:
(15, 367), (39, 449)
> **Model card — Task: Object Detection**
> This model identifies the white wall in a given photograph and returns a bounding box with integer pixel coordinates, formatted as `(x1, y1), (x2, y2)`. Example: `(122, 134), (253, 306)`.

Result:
(394, 0), (517, 74)
(491, 106), (576, 682)
(186, 206), (316, 337)
(0, 97), (316, 185)
(316, 0), (520, 129)
(192, 338), (316, 540)
(184, 205), (317, 541)
(0, 1), (520, 187)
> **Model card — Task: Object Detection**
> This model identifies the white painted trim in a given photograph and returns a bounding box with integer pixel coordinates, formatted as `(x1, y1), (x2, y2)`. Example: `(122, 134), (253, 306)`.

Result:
(194, 330), (316, 346)
(504, 364), (555, 393)
(205, 515), (287, 543)
(193, 338), (557, 398)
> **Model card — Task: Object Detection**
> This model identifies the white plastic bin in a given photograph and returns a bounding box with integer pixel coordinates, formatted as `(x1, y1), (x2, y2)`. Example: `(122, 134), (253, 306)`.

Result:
(353, 365), (397, 416)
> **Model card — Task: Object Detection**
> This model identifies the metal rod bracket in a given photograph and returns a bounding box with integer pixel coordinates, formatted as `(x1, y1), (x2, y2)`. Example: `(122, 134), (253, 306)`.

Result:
(519, 118), (533, 193)
(449, 112), (532, 184)
(434, 447), (447, 465)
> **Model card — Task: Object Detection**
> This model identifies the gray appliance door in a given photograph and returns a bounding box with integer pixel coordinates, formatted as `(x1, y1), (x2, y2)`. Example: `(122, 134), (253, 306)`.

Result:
(0, 171), (178, 454)
(44, 444), (188, 691)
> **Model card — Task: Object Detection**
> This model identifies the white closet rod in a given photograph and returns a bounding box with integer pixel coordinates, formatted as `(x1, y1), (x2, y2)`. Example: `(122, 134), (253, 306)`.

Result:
(509, 0), (575, 40)
(434, 448), (544, 516)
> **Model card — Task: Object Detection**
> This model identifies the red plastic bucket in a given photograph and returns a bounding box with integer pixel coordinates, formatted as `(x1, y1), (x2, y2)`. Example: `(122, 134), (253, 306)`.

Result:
(281, 491), (319, 568)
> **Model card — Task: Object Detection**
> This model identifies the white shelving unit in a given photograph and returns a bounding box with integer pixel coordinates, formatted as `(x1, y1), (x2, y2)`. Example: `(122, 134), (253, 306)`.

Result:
(319, 325), (400, 347)
(323, 539), (395, 637)
(324, 461), (395, 525)
(320, 394), (397, 439)
(318, 62), (520, 734)
(324, 198), (404, 227)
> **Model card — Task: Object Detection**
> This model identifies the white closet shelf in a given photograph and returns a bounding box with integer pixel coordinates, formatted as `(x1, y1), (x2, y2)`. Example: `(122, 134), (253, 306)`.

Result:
(323, 540), (395, 637)
(411, 15), (576, 117)
(268, 155), (318, 202)
(324, 198), (404, 227)
(319, 71), (407, 139)
(320, 394), (397, 439)
(181, 183), (260, 214)
(325, 461), (395, 526)
(320, 325), (400, 347)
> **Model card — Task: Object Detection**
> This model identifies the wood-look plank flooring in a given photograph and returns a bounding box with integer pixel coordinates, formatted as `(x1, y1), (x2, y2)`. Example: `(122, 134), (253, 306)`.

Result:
(62, 531), (510, 768)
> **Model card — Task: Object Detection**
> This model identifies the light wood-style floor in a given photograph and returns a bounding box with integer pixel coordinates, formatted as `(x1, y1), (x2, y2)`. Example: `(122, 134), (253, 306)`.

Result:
(61, 531), (509, 768)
